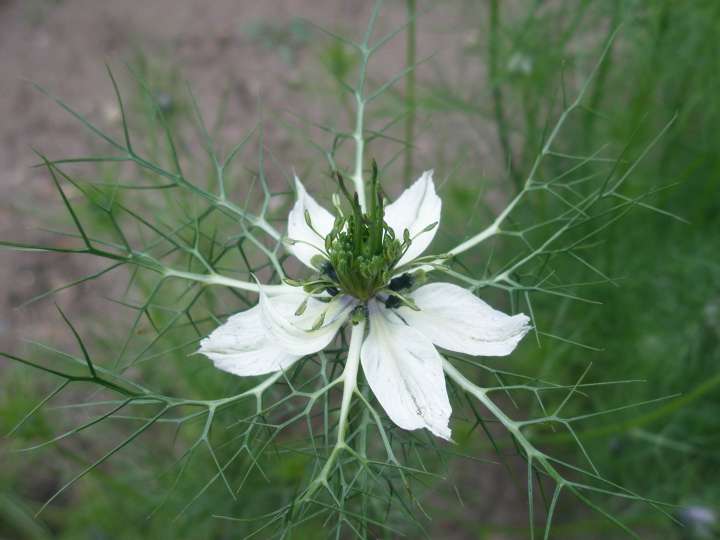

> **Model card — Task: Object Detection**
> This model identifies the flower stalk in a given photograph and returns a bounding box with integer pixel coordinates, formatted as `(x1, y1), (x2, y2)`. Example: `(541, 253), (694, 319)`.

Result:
(302, 317), (366, 502)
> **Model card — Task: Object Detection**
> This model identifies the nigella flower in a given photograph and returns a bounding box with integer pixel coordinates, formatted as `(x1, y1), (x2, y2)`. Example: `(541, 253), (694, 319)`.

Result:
(199, 166), (530, 440)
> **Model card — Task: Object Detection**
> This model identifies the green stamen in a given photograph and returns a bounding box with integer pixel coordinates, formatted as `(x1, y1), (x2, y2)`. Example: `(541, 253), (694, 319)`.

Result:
(321, 165), (409, 300)
(289, 162), (433, 303)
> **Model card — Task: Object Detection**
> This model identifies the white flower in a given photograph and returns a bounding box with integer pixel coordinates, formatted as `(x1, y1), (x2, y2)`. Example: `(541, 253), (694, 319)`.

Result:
(199, 171), (530, 440)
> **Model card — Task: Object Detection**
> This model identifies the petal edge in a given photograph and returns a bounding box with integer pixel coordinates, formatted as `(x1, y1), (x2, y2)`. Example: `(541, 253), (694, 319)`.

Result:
(384, 170), (442, 267)
(397, 283), (530, 356)
(198, 304), (301, 376)
(361, 301), (452, 439)
(286, 176), (336, 268)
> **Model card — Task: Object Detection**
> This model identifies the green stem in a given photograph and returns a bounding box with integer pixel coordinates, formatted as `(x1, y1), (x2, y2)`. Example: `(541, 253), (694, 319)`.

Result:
(337, 320), (365, 440)
(352, 96), (368, 212)
(443, 360), (573, 535)
(301, 318), (366, 502)
(164, 269), (288, 295)
(403, 0), (417, 187)
(489, 0), (522, 192)
(441, 31), (619, 262)
(536, 370), (720, 447)
(584, 0), (621, 149)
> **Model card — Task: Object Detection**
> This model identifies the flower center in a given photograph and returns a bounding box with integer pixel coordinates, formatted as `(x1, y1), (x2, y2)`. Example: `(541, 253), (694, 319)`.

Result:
(287, 161), (435, 310)
(323, 163), (407, 301)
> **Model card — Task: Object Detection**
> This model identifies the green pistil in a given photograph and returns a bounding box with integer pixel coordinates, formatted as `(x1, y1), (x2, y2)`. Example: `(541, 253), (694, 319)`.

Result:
(323, 163), (409, 301)
(289, 162), (433, 304)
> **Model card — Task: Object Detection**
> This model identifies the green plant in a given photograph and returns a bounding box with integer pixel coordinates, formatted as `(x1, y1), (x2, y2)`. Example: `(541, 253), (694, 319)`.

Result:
(2, 2), (699, 538)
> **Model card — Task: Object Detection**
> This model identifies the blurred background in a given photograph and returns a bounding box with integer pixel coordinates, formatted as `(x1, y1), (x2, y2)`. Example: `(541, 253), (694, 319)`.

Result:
(1, 0), (719, 538)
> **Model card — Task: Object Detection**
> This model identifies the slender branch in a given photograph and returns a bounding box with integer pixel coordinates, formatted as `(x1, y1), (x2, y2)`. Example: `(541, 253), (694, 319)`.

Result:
(352, 94), (368, 212)
(403, 0), (417, 187)
(336, 320), (365, 440)
(301, 318), (366, 501)
(445, 28), (621, 259)
(488, 0), (522, 191)
(442, 359), (662, 538)
(213, 370), (285, 410)
(349, 3), (384, 212)
(164, 269), (288, 296)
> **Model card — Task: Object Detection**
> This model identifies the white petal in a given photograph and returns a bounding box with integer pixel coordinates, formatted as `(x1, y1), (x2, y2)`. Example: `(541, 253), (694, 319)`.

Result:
(361, 301), (452, 439)
(198, 302), (301, 376)
(286, 175), (336, 268)
(397, 283), (530, 356)
(259, 288), (354, 356)
(384, 170), (442, 267)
